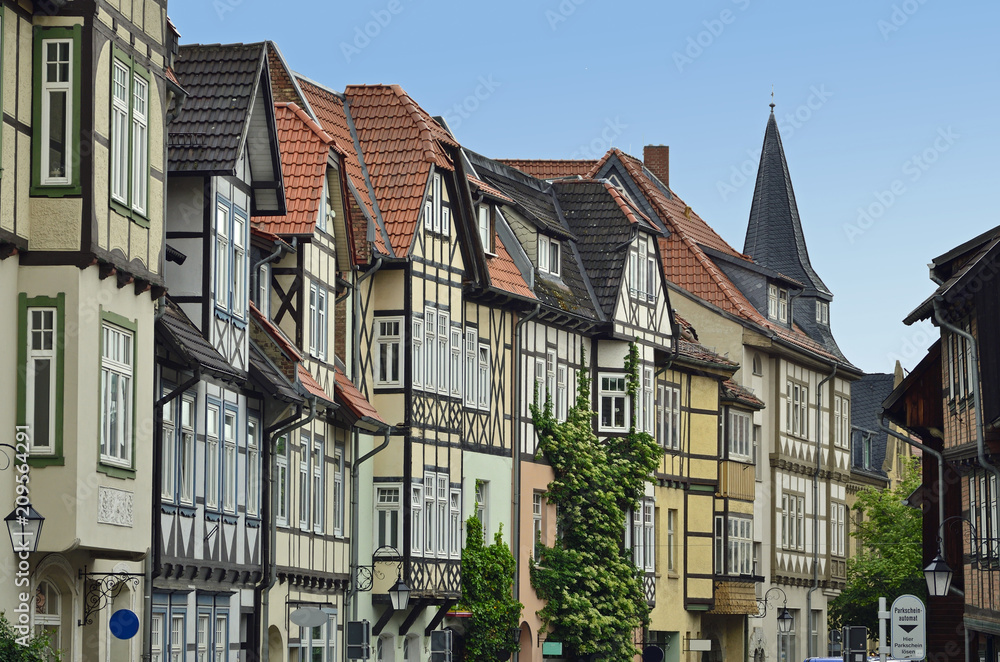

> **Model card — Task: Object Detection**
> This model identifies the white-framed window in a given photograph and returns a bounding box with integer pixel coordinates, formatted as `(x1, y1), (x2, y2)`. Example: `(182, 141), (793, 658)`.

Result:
(450, 488), (462, 556)
(223, 409), (237, 513)
(728, 409), (752, 461)
(768, 284), (789, 323)
(862, 432), (873, 470)
(464, 328), (478, 407)
(781, 494), (788, 549)
(436, 475), (448, 554)
(296, 615), (338, 662)
(309, 283), (327, 360)
(556, 365), (568, 422)
(946, 320), (973, 401)
(667, 509), (678, 573)
(258, 263), (270, 318)
(753, 424), (763, 482)
(658, 384), (681, 451)
(161, 396), (175, 500)
(205, 404), (220, 509)
(214, 614), (227, 662)
(334, 448), (345, 536)
(722, 516), (753, 575)
(33, 581), (61, 659)
(476, 480), (489, 536)
(412, 318), (424, 389)
(317, 176), (330, 233)
(538, 235), (561, 276)
(180, 396), (195, 504)
(785, 381), (809, 439)
(110, 53), (149, 214)
(313, 437), (324, 533)
(834, 395), (850, 449)
(534, 358), (546, 406)
(232, 214), (246, 318)
(111, 60), (129, 204)
(40, 39), (73, 185)
(247, 416), (260, 517)
(151, 613), (163, 662)
(425, 172), (449, 235)
(299, 432), (311, 530)
(170, 614), (185, 662)
(532, 492), (543, 562)
(25, 307), (58, 455)
(627, 498), (655, 572)
(197, 614), (210, 662)
(628, 235), (658, 302)
(641, 367), (655, 434)
(450, 328), (462, 398)
(437, 311), (450, 395)
(782, 493), (805, 551)
(376, 485), (401, 548)
(816, 300), (829, 324)
(100, 322), (133, 467)
(375, 317), (403, 387)
(546, 351), (557, 412)
(477, 344), (491, 410)
(424, 474), (436, 556)
(599, 373), (628, 432)
(832, 502), (846, 557)
(425, 308), (436, 391)
(478, 203), (495, 253)
(411, 483), (424, 554)
(215, 203), (229, 309)
(275, 435), (289, 526)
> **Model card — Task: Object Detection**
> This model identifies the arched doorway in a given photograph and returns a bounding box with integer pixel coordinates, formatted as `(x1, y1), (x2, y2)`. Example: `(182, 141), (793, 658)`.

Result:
(268, 624), (283, 662)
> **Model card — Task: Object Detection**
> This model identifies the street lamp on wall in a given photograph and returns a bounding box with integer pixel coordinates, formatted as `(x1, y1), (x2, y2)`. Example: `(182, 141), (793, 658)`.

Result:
(355, 546), (411, 611)
(5, 503), (45, 554)
(755, 586), (791, 634)
(923, 515), (982, 598)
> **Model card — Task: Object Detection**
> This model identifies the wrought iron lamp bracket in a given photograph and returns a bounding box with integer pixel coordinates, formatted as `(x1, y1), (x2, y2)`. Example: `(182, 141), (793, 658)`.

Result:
(78, 567), (143, 627)
(754, 586), (788, 619)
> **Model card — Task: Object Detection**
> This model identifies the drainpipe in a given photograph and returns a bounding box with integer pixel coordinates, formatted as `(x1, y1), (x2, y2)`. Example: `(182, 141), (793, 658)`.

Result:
(933, 298), (1000, 486)
(807, 363), (837, 658)
(878, 414), (947, 562)
(150, 368), (201, 662)
(260, 397), (318, 662)
(511, 304), (540, 602)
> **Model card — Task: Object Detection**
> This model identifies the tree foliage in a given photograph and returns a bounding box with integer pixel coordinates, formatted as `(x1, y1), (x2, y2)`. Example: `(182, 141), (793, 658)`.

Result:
(529, 344), (662, 662)
(0, 612), (60, 661)
(461, 515), (523, 661)
(829, 454), (925, 635)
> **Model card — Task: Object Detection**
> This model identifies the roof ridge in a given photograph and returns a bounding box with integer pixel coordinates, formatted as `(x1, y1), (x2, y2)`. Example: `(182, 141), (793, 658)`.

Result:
(601, 180), (653, 227)
(388, 84), (459, 161)
(275, 101), (335, 146)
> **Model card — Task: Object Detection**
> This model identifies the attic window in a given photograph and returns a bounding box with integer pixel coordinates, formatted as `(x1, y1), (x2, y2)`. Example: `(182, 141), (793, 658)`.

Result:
(815, 301), (829, 325)
(768, 285), (788, 323)
(608, 174), (637, 207)
(752, 354), (763, 376)
(477, 203), (495, 254)
(424, 173), (450, 236)
(539, 235), (560, 277)
(317, 176), (335, 233)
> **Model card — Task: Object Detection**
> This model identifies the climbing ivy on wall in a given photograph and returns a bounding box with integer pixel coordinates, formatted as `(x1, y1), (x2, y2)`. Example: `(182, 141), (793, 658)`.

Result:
(460, 516), (523, 661)
(529, 344), (662, 662)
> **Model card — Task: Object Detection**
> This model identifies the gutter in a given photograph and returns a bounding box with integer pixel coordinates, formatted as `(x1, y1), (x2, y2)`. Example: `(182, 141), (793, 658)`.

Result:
(932, 299), (1000, 486)
(348, 423), (394, 621)
(807, 363), (836, 658)
(260, 397), (318, 662)
(511, 303), (540, 602)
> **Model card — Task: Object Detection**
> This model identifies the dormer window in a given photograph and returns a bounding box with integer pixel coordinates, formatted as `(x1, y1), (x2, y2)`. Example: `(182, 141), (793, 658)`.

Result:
(477, 204), (495, 254)
(423, 173), (450, 236)
(539, 235), (560, 277)
(815, 301), (829, 325)
(317, 176), (334, 233)
(768, 284), (788, 323)
(629, 235), (658, 303)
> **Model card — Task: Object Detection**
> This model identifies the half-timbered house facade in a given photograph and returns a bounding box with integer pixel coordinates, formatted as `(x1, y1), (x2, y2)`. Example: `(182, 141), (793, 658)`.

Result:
(1, 1), (170, 658)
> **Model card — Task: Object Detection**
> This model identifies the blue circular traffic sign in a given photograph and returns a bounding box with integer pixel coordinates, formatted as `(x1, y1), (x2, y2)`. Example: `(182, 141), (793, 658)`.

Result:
(109, 609), (140, 640)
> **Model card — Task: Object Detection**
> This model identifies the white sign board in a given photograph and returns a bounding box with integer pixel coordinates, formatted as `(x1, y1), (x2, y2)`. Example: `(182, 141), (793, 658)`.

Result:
(891, 594), (926, 660)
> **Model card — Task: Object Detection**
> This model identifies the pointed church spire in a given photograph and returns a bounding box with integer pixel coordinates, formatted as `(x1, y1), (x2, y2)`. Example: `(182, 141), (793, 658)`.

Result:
(743, 105), (829, 295)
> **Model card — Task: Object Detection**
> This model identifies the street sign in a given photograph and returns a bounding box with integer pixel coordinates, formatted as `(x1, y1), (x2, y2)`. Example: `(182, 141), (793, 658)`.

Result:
(890, 594), (926, 660)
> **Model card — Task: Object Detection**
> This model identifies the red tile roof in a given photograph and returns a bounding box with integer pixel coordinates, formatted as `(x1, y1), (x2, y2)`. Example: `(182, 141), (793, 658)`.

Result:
(343, 84), (457, 256)
(298, 363), (335, 404)
(252, 102), (332, 235)
(723, 379), (766, 409)
(334, 367), (386, 425)
(468, 175), (514, 204)
(601, 180), (655, 229)
(250, 302), (302, 362)
(497, 159), (597, 179)
(488, 234), (536, 300)
(296, 77), (388, 256)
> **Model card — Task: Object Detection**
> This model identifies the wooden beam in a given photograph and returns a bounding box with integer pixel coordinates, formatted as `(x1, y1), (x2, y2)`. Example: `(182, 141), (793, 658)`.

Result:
(423, 599), (456, 637)
(372, 605), (395, 637)
(398, 599), (428, 636)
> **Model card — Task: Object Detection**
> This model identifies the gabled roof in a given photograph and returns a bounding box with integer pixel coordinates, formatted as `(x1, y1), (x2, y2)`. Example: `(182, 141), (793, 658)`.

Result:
(343, 84), (457, 256)
(334, 367), (386, 430)
(296, 76), (390, 258)
(553, 179), (636, 318)
(743, 108), (829, 295)
(851, 372), (896, 478)
(252, 103), (333, 236)
(169, 42), (285, 215)
(498, 159), (597, 179)
(157, 298), (243, 381)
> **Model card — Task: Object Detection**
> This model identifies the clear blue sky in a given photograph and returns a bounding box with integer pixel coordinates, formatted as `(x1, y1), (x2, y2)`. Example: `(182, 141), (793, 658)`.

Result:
(170, 0), (999, 375)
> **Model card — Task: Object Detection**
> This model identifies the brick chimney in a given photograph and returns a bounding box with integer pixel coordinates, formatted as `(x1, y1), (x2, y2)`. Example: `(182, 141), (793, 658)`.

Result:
(643, 145), (669, 188)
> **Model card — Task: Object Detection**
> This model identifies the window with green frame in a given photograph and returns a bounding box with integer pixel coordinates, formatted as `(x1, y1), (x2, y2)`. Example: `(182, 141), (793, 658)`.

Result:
(31, 25), (81, 196)
(98, 310), (138, 478)
(109, 46), (150, 225)
(17, 294), (66, 466)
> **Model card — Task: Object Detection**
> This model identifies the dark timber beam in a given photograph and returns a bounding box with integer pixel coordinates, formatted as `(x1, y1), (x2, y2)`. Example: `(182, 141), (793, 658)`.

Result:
(398, 599), (429, 636)
(372, 605), (395, 636)
(423, 599), (456, 637)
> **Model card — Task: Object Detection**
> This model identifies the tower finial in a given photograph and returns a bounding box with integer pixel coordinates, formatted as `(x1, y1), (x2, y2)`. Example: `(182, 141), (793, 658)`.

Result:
(770, 85), (775, 111)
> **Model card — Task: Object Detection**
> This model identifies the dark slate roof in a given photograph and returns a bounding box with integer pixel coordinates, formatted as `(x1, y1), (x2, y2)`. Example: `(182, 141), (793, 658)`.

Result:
(157, 299), (243, 381)
(169, 43), (266, 173)
(743, 108), (830, 295)
(249, 342), (301, 403)
(553, 179), (636, 318)
(465, 153), (598, 321)
(850, 372), (896, 478)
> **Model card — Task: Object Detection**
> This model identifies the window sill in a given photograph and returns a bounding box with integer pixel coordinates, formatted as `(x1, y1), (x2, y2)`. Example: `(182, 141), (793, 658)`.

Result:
(110, 199), (151, 228)
(98, 462), (135, 479)
(30, 183), (81, 197)
(206, 511), (222, 522)
(27, 455), (64, 468)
